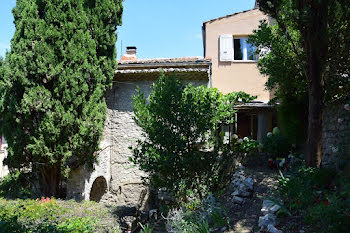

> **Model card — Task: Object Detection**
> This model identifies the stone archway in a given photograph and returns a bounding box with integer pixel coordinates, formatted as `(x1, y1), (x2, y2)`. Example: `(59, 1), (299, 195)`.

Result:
(89, 176), (107, 202)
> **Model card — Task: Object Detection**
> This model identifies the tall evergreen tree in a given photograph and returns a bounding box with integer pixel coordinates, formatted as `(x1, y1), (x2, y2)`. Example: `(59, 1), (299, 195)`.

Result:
(0, 0), (123, 196)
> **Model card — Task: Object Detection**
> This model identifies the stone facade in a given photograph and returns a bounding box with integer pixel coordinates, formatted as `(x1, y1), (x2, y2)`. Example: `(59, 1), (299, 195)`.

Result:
(322, 101), (350, 167)
(0, 136), (9, 178)
(67, 73), (208, 209)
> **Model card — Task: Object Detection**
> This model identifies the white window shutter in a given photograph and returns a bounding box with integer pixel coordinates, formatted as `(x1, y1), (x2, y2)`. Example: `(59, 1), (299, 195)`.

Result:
(219, 35), (233, 62)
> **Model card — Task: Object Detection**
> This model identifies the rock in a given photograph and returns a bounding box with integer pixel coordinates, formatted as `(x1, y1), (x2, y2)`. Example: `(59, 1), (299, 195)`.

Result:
(149, 209), (158, 220)
(258, 213), (277, 229)
(121, 215), (136, 229)
(232, 189), (251, 197)
(244, 177), (254, 191)
(262, 200), (275, 208)
(237, 163), (245, 170)
(270, 204), (281, 213)
(232, 196), (244, 204)
(267, 224), (283, 233)
(261, 200), (281, 215)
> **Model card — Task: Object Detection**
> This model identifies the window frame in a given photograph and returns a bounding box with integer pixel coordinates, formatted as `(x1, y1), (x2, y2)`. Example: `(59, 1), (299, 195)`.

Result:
(232, 36), (258, 62)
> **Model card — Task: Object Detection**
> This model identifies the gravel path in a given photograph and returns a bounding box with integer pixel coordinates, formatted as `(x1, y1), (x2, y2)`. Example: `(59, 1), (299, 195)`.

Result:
(220, 165), (279, 233)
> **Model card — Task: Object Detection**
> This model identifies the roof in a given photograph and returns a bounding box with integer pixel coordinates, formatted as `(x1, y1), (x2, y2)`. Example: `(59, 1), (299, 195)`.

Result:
(120, 54), (137, 61)
(115, 57), (212, 81)
(234, 102), (275, 111)
(203, 8), (257, 25)
(118, 57), (211, 65)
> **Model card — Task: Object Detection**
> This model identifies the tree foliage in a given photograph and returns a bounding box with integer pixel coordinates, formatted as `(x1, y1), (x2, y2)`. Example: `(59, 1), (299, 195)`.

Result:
(253, 0), (350, 166)
(249, 22), (308, 144)
(0, 0), (123, 196)
(131, 74), (255, 198)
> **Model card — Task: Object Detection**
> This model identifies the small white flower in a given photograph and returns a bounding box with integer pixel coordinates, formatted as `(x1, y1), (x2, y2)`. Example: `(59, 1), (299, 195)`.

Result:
(267, 132), (273, 137)
(232, 134), (238, 139)
(237, 139), (243, 144)
(331, 146), (338, 153)
(344, 104), (350, 111)
(243, 137), (249, 142)
(338, 118), (343, 123)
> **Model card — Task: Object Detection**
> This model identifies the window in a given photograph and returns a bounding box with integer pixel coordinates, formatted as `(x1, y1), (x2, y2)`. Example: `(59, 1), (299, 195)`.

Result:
(233, 37), (258, 61)
(220, 35), (258, 62)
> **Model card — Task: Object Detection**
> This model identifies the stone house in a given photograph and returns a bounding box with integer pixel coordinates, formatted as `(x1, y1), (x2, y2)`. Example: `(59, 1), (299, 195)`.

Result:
(0, 134), (9, 178)
(67, 47), (211, 209)
(202, 5), (277, 142)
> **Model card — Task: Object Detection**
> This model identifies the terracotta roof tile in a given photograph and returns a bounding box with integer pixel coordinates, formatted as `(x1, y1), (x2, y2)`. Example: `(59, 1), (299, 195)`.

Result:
(120, 54), (137, 61)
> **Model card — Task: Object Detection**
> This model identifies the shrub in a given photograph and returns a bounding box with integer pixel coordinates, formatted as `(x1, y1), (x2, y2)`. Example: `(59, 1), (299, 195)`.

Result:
(0, 171), (32, 199)
(230, 136), (258, 154)
(131, 74), (255, 199)
(0, 199), (119, 233)
(165, 194), (228, 233)
(262, 128), (291, 159)
(278, 166), (350, 233)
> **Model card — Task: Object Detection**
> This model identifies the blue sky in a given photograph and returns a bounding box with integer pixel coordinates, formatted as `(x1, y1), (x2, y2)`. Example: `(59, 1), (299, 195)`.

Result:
(0, 0), (256, 59)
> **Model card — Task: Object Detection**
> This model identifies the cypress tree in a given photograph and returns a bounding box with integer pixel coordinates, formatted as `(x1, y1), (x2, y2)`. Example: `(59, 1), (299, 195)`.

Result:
(0, 0), (123, 196)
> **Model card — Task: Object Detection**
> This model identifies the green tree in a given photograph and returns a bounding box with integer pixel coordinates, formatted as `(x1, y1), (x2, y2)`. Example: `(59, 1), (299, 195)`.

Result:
(0, 0), (123, 196)
(254, 0), (350, 167)
(131, 74), (255, 199)
(249, 22), (308, 145)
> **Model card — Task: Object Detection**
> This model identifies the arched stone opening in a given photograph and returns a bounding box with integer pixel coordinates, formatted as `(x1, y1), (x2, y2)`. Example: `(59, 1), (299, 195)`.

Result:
(89, 176), (107, 202)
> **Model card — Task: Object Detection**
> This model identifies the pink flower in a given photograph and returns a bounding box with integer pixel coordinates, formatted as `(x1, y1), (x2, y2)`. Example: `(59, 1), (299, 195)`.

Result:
(39, 197), (51, 203)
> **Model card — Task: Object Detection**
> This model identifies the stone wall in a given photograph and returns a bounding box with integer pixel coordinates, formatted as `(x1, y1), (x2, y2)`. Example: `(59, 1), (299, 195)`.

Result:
(0, 136), (9, 178)
(322, 102), (350, 167)
(67, 78), (207, 210)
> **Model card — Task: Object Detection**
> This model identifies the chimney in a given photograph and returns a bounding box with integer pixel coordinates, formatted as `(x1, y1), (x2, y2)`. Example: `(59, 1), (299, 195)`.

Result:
(254, 0), (259, 9)
(120, 46), (138, 61)
(126, 46), (137, 55)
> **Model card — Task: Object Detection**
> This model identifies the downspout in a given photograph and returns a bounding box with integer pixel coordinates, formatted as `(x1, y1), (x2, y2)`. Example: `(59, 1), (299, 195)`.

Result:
(209, 62), (213, 88)
(202, 23), (206, 58)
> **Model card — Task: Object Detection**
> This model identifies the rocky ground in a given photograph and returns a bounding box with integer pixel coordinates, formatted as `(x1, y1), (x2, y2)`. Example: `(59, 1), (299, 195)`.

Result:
(219, 164), (279, 233)
(150, 156), (281, 233)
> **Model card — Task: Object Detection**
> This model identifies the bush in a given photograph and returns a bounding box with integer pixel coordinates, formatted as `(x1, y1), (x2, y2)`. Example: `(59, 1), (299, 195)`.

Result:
(131, 74), (255, 199)
(278, 165), (350, 233)
(0, 171), (33, 199)
(230, 136), (258, 154)
(0, 199), (120, 233)
(262, 128), (292, 159)
(165, 194), (228, 233)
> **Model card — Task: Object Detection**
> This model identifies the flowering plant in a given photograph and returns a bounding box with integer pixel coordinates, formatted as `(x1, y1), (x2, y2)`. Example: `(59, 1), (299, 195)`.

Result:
(231, 135), (258, 153)
(38, 197), (52, 203)
(262, 127), (292, 159)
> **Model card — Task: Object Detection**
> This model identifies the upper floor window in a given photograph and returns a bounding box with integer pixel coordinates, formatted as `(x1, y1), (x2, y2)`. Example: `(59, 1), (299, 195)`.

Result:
(220, 35), (258, 62)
